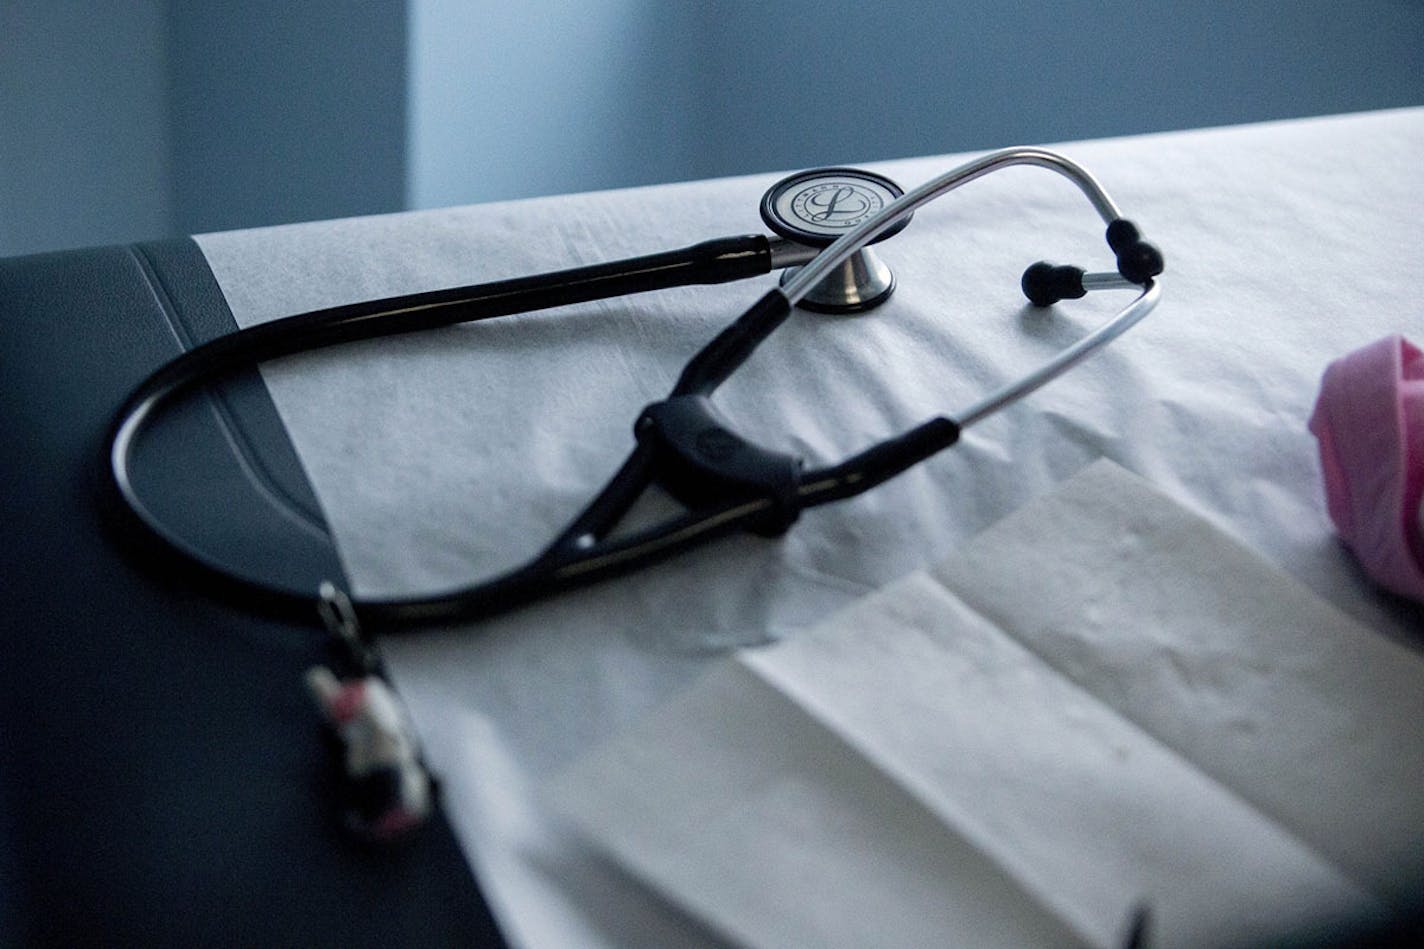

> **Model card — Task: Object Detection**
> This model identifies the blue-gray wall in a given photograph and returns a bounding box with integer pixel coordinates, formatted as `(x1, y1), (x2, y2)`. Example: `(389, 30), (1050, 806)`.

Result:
(0, 0), (406, 255)
(691, 0), (1424, 175)
(0, 1), (171, 254)
(3, 0), (1423, 255)
(408, 1), (706, 207)
(168, 1), (407, 235)
(408, 0), (1424, 209)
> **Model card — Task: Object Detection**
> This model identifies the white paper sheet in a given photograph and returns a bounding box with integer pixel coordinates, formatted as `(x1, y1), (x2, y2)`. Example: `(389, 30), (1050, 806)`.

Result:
(933, 461), (1424, 910)
(194, 109), (1424, 945)
(549, 462), (1401, 948)
(549, 660), (1090, 949)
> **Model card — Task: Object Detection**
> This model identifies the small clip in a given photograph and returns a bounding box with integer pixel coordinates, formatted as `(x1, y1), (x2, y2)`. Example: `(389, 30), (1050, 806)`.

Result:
(318, 580), (375, 673)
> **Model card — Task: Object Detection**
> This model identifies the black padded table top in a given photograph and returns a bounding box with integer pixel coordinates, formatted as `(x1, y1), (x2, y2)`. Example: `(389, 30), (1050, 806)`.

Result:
(0, 239), (504, 946)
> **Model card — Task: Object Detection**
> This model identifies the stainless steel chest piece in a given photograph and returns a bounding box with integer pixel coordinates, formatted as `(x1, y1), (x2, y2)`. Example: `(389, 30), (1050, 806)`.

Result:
(759, 166), (911, 313)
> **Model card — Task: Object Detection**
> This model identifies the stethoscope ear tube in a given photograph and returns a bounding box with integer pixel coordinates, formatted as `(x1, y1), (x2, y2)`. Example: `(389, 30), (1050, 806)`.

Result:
(103, 233), (780, 623)
(104, 147), (1163, 632)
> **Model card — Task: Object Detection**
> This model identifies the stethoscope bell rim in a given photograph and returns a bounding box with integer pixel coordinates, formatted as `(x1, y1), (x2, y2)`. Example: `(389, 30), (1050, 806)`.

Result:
(761, 167), (910, 314)
(777, 249), (895, 314)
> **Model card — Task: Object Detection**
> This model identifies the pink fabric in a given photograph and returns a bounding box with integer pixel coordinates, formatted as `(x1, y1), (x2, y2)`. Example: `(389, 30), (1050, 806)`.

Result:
(1309, 335), (1424, 602)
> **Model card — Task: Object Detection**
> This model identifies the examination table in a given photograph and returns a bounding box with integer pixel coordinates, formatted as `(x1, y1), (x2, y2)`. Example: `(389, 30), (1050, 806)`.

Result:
(3, 108), (1422, 946)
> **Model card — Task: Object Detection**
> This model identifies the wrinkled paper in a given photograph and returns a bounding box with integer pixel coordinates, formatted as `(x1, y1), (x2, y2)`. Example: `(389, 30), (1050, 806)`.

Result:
(549, 462), (1416, 948)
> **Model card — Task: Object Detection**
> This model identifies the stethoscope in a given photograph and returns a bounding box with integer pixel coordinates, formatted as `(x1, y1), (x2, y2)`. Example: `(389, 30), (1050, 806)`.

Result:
(106, 146), (1164, 635)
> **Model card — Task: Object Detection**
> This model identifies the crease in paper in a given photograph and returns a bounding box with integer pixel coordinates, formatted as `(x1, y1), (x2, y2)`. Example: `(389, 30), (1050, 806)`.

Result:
(550, 461), (1408, 948)
(934, 459), (1424, 909)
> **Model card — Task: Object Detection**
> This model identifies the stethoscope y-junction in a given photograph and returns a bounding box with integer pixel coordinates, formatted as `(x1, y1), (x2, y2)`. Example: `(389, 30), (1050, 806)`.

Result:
(107, 147), (1164, 633)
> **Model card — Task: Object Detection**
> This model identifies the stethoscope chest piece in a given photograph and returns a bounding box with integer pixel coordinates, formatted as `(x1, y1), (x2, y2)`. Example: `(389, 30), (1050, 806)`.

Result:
(760, 167), (910, 313)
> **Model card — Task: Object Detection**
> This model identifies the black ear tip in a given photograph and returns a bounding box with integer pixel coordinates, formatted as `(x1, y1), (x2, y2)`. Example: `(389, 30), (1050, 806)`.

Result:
(1021, 261), (1086, 307)
(1106, 218), (1165, 284)
(1118, 240), (1165, 283)
(1106, 218), (1141, 251)
(1021, 261), (1057, 306)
